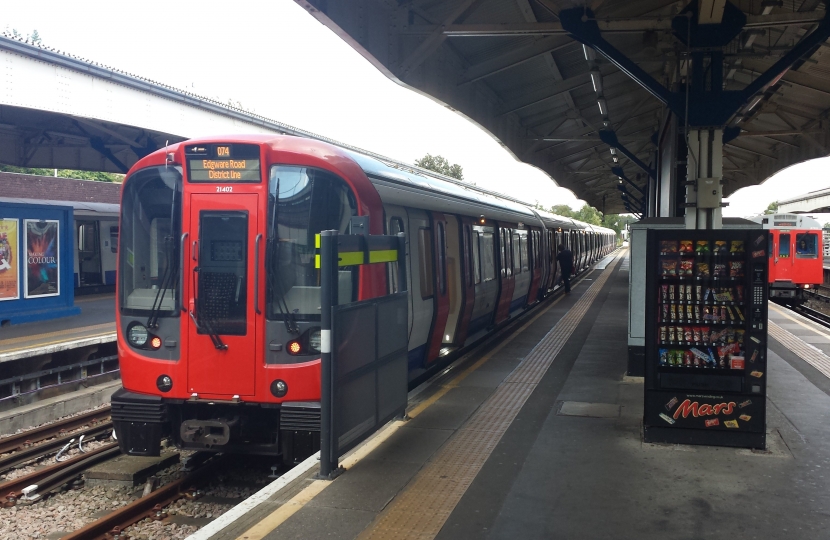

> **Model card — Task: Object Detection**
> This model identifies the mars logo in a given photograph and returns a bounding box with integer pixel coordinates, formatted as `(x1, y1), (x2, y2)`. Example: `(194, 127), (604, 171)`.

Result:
(673, 399), (736, 420)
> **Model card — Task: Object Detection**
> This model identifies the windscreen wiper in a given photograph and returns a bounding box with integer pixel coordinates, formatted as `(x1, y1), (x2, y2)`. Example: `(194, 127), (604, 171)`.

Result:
(147, 183), (181, 329)
(267, 186), (299, 335)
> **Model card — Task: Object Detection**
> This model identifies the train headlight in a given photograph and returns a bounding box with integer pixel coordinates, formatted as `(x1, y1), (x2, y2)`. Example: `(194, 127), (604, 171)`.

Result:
(150, 336), (162, 350)
(287, 340), (302, 355)
(128, 324), (149, 348)
(156, 374), (173, 392)
(308, 329), (321, 353)
(270, 379), (288, 398)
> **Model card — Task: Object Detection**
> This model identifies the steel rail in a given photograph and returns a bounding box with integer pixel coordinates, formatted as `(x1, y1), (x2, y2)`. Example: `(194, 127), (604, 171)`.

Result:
(0, 422), (113, 475)
(0, 442), (119, 506)
(62, 454), (228, 540)
(0, 406), (111, 454)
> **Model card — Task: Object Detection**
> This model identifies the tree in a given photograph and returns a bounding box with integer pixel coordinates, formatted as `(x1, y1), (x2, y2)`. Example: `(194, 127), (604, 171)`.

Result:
(30, 30), (41, 45)
(5, 28), (41, 44)
(414, 154), (464, 181)
(0, 164), (124, 182)
(764, 201), (779, 214)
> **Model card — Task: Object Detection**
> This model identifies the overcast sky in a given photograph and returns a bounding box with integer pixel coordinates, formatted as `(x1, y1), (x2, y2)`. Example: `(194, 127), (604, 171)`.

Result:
(2, 1), (829, 220)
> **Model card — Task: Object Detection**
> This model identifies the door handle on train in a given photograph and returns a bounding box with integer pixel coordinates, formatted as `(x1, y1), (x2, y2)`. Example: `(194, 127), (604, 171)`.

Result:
(254, 233), (262, 315)
(180, 233), (188, 312)
(192, 240), (198, 261)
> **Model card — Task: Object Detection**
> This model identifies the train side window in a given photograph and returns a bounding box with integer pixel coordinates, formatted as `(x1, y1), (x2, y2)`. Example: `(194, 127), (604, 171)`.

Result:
(418, 228), (434, 299)
(437, 222), (447, 295)
(796, 233), (818, 258)
(513, 232), (522, 274)
(481, 232), (495, 282)
(779, 233), (790, 258)
(464, 226), (473, 287)
(388, 218), (405, 293)
(472, 231), (481, 284)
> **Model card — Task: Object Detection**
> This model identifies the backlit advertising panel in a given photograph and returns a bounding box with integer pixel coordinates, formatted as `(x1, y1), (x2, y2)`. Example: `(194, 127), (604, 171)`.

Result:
(24, 219), (60, 298)
(0, 219), (19, 301)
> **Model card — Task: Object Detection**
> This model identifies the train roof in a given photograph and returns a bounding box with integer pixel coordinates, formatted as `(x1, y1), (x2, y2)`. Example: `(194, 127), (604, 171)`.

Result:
(752, 213), (822, 230)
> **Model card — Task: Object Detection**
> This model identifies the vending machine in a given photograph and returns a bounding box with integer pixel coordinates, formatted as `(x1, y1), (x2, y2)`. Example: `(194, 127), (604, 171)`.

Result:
(643, 228), (769, 449)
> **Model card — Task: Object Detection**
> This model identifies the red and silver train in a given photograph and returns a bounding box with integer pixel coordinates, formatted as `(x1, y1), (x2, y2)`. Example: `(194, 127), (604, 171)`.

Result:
(754, 213), (823, 302)
(111, 135), (615, 461)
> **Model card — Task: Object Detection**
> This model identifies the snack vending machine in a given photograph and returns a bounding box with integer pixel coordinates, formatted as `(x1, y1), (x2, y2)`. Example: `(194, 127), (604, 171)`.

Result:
(643, 229), (769, 449)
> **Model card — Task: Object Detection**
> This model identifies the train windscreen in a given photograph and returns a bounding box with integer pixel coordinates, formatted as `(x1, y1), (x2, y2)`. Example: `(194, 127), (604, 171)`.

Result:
(267, 165), (356, 321)
(119, 166), (182, 314)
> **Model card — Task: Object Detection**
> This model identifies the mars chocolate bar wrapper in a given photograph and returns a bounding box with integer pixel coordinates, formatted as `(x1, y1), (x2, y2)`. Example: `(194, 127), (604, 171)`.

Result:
(724, 419), (740, 428)
(665, 397), (678, 411)
(752, 249), (765, 258)
(739, 415), (751, 422)
(750, 371), (763, 378)
(705, 418), (719, 427)
(659, 413), (676, 425)
(739, 399), (752, 408)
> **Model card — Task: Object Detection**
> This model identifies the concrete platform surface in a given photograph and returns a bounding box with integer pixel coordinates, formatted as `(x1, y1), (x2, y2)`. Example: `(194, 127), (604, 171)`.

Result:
(0, 294), (115, 362)
(187, 250), (830, 540)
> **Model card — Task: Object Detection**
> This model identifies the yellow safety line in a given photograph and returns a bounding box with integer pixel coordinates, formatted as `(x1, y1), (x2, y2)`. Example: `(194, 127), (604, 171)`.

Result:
(358, 252), (623, 540)
(0, 323), (115, 347)
(235, 480), (330, 540)
(0, 331), (116, 354)
(230, 251), (623, 540)
(768, 302), (830, 341)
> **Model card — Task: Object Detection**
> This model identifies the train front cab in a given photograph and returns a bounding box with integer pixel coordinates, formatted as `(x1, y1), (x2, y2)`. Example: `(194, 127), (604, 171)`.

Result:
(112, 138), (387, 461)
(768, 228), (823, 302)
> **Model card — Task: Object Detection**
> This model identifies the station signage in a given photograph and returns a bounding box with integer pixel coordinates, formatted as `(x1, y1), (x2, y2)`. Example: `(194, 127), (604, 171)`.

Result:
(0, 219), (19, 301)
(186, 144), (261, 182)
(24, 219), (59, 298)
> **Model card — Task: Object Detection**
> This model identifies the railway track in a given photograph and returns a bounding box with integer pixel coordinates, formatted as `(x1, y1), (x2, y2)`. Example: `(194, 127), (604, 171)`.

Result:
(775, 288), (830, 328)
(0, 405), (111, 454)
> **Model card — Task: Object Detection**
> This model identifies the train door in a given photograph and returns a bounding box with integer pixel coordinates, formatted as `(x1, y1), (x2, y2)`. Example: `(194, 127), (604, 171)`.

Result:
(495, 225), (514, 323)
(510, 229), (529, 313)
(774, 231), (793, 282)
(407, 210), (434, 369)
(76, 220), (103, 286)
(528, 229), (542, 305)
(467, 224), (498, 342)
(186, 193), (259, 396)
(426, 212), (450, 363)
(385, 206), (412, 338)
(453, 218), (477, 345)
(441, 216), (464, 348)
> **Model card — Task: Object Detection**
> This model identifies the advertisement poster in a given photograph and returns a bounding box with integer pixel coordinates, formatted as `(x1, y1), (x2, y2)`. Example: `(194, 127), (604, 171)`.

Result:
(0, 219), (19, 301)
(24, 219), (60, 298)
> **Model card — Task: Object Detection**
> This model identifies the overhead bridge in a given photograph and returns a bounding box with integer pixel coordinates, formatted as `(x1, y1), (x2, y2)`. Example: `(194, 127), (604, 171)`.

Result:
(779, 187), (830, 214)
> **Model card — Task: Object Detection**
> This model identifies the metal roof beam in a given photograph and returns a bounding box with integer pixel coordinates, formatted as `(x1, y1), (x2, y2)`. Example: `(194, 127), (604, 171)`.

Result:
(439, 12), (825, 36)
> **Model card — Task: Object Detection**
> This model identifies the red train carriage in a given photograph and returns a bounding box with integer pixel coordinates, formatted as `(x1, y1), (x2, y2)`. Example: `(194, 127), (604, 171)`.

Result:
(111, 135), (615, 462)
(754, 214), (823, 302)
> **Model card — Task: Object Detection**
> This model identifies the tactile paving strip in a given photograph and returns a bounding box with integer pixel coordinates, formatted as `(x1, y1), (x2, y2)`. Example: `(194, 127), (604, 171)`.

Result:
(358, 253), (623, 540)
(769, 320), (830, 379)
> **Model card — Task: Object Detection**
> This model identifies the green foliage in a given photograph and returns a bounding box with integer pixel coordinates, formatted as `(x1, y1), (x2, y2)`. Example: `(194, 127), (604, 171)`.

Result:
(538, 203), (602, 226)
(764, 201), (779, 214)
(414, 154), (464, 181)
(5, 28), (41, 44)
(0, 164), (123, 182)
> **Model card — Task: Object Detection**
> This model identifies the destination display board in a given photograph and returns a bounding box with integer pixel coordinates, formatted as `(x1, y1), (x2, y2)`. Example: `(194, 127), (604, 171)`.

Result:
(185, 143), (261, 182)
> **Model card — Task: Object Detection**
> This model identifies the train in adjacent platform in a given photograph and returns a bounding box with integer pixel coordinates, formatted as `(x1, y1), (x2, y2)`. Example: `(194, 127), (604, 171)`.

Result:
(754, 213), (824, 303)
(110, 135), (615, 462)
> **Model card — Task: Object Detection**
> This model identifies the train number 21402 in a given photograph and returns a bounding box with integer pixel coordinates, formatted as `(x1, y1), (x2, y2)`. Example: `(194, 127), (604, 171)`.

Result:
(216, 186), (233, 193)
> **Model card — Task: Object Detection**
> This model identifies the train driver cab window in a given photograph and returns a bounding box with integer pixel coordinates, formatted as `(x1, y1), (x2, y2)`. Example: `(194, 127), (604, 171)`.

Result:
(796, 233), (818, 258)
(119, 165), (182, 314)
(779, 233), (790, 259)
(267, 165), (357, 321)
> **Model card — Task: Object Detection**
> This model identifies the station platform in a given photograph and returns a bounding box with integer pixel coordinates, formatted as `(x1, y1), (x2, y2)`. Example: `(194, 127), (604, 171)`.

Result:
(180, 252), (829, 539)
(0, 293), (115, 362)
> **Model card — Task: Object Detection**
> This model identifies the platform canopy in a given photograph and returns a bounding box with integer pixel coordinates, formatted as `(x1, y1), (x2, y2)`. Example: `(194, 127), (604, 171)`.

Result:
(296, 0), (830, 214)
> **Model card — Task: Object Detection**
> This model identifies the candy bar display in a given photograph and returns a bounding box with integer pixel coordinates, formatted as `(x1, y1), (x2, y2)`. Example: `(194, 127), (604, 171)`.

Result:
(645, 229), (769, 449)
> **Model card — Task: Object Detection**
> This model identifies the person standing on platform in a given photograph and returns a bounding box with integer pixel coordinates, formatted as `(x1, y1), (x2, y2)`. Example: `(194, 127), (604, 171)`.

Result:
(556, 244), (574, 293)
